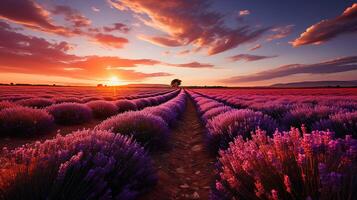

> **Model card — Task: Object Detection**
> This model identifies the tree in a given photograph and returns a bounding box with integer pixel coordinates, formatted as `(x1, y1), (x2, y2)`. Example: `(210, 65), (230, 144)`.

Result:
(171, 79), (182, 88)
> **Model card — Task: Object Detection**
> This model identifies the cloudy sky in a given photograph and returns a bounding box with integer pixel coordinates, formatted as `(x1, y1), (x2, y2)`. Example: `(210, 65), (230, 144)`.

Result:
(0, 0), (356, 86)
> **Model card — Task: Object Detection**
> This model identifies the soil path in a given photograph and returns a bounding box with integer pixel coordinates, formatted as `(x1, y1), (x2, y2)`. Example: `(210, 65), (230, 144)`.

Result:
(142, 96), (215, 200)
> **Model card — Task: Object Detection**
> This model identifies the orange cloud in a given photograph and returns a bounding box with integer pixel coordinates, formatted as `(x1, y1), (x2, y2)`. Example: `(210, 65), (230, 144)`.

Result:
(228, 54), (277, 62)
(52, 5), (91, 28)
(103, 22), (130, 33)
(139, 35), (183, 47)
(222, 56), (357, 83)
(168, 61), (214, 68)
(0, 0), (70, 35)
(249, 44), (262, 51)
(92, 33), (128, 48)
(267, 25), (294, 41)
(239, 10), (250, 16)
(109, 0), (267, 55)
(292, 3), (357, 47)
(0, 22), (170, 81)
(0, 0), (130, 50)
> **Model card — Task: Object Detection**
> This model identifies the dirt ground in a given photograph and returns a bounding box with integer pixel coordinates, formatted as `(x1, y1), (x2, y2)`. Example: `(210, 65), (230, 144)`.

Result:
(140, 97), (216, 200)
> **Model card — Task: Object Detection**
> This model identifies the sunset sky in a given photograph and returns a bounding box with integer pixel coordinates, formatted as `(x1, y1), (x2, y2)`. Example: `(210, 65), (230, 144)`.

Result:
(0, 0), (356, 86)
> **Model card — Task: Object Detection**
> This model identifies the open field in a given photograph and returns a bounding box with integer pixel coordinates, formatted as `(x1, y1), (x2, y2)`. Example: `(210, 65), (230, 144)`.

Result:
(0, 86), (356, 199)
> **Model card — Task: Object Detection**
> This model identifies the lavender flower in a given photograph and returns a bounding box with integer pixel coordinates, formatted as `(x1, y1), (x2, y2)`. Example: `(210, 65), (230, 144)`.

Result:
(0, 129), (157, 199)
(0, 101), (18, 111)
(207, 109), (278, 152)
(211, 128), (357, 200)
(17, 98), (54, 108)
(86, 100), (118, 119)
(96, 111), (170, 150)
(47, 103), (92, 125)
(0, 106), (54, 137)
(115, 100), (137, 113)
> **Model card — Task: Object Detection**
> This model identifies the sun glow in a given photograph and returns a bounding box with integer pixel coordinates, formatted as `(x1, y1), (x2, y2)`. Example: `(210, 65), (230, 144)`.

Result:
(107, 76), (121, 86)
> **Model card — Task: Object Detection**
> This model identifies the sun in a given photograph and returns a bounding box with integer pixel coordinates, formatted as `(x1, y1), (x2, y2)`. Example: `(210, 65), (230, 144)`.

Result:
(107, 76), (121, 86)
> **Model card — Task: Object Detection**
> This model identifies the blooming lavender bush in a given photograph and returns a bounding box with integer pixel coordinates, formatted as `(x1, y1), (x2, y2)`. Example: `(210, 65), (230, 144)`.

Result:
(282, 105), (340, 131)
(115, 100), (137, 113)
(96, 111), (170, 150)
(201, 106), (231, 123)
(81, 97), (104, 103)
(86, 100), (118, 119)
(17, 98), (54, 108)
(198, 101), (224, 114)
(0, 101), (17, 111)
(142, 106), (178, 126)
(207, 109), (278, 153)
(54, 97), (83, 103)
(0, 107), (54, 136)
(132, 98), (152, 110)
(47, 103), (92, 125)
(0, 129), (157, 199)
(211, 128), (357, 200)
(313, 111), (357, 138)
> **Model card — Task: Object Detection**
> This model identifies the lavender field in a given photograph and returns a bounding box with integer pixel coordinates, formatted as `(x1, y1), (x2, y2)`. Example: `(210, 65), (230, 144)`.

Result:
(0, 86), (356, 200)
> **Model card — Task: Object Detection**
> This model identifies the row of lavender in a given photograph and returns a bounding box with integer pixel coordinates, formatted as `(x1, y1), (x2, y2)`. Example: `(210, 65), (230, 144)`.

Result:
(0, 86), (172, 103)
(0, 90), (180, 138)
(193, 89), (357, 138)
(0, 88), (174, 106)
(188, 90), (357, 200)
(0, 90), (187, 199)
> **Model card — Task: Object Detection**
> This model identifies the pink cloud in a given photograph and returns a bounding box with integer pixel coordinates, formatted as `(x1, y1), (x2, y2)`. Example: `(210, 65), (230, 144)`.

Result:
(292, 3), (357, 47)
(267, 25), (294, 41)
(177, 49), (190, 55)
(222, 56), (357, 83)
(249, 44), (262, 51)
(0, 22), (171, 81)
(109, 0), (267, 55)
(169, 61), (214, 68)
(228, 54), (277, 62)
(91, 6), (100, 12)
(239, 10), (250, 16)
(92, 33), (128, 48)
(139, 35), (183, 47)
(0, 0), (69, 35)
(52, 5), (91, 28)
(103, 22), (130, 33)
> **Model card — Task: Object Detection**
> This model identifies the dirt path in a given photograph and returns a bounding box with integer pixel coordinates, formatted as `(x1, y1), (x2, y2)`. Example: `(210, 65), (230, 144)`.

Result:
(141, 97), (215, 200)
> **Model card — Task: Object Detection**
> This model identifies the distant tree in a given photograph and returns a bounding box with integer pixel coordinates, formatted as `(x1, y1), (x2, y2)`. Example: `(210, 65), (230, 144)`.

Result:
(171, 79), (182, 88)
(97, 84), (103, 87)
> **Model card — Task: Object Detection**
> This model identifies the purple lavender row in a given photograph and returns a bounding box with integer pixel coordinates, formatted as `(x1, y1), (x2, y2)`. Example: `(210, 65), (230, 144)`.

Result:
(0, 129), (157, 199)
(194, 90), (357, 138)
(0, 88), (175, 103)
(0, 90), (180, 137)
(188, 90), (277, 153)
(212, 128), (357, 200)
(95, 90), (186, 151)
(189, 90), (357, 199)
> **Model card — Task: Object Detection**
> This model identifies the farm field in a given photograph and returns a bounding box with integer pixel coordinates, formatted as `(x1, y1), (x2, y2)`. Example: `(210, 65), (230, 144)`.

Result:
(0, 86), (356, 199)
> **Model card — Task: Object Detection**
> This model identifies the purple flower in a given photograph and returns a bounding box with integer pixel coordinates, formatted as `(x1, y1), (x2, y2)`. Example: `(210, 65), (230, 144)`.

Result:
(96, 111), (170, 150)
(207, 109), (278, 153)
(47, 103), (92, 125)
(212, 128), (357, 200)
(0, 129), (157, 199)
(115, 100), (137, 113)
(86, 100), (118, 119)
(17, 98), (54, 108)
(0, 106), (54, 137)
